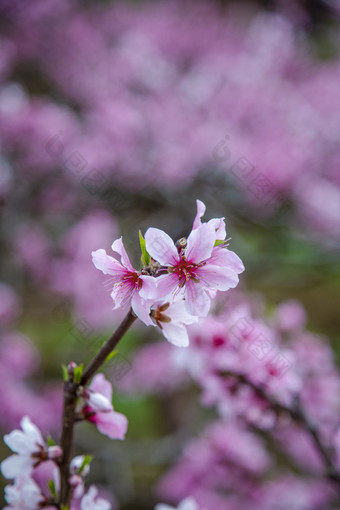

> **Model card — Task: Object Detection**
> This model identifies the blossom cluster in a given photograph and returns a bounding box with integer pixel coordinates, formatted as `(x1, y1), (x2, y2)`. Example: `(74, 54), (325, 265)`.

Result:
(1, 372), (126, 509)
(92, 200), (244, 347)
(1, 0), (340, 247)
(119, 295), (340, 509)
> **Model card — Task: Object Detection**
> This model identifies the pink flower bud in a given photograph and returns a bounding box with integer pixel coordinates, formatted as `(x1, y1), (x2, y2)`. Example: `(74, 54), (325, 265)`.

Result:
(87, 391), (112, 413)
(69, 474), (82, 487)
(47, 446), (63, 460)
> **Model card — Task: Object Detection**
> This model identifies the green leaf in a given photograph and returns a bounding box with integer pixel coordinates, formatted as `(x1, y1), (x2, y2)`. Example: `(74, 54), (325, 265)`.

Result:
(46, 435), (55, 447)
(62, 364), (68, 381)
(139, 230), (151, 267)
(214, 239), (226, 247)
(74, 364), (84, 384)
(48, 479), (57, 499)
(79, 454), (93, 474)
(61, 506), (69, 510)
(106, 350), (118, 363)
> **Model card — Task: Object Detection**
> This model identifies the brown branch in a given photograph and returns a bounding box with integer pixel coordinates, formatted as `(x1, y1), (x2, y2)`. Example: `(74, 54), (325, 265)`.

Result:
(59, 376), (78, 506)
(223, 371), (340, 487)
(58, 308), (137, 507)
(81, 308), (136, 386)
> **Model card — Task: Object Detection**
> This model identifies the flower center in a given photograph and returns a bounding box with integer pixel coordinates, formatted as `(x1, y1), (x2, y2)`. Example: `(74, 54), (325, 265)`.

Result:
(170, 257), (200, 287)
(122, 272), (142, 290)
(150, 303), (171, 329)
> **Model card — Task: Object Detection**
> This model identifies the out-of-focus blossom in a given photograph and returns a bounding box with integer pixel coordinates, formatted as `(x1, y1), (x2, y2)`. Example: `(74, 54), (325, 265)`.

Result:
(118, 342), (189, 396)
(81, 373), (128, 440)
(69, 455), (90, 499)
(125, 295), (340, 509)
(80, 486), (111, 510)
(0, 283), (20, 327)
(0, 332), (62, 433)
(1, 416), (46, 478)
(4, 475), (44, 510)
(1, 416), (61, 479)
(155, 497), (199, 510)
(50, 211), (121, 329)
(275, 299), (307, 332)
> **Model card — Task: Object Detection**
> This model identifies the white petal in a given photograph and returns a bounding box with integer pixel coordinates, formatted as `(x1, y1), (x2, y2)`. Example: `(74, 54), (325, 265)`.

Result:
(20, 416), (44, 448)
(131, 293), (153, 326)
(88, 392), (112, 413)
(1, 454), (32, 479)
(4, 431), (33, 455)
(166, 300), (198, 325)
(161, 322), (190, 347)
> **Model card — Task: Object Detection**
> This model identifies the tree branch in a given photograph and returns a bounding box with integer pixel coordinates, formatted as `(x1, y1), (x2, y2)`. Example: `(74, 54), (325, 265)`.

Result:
(81, 308), (136, 386)
(58, 308), (137, 507)
(223, 371), (340, 487)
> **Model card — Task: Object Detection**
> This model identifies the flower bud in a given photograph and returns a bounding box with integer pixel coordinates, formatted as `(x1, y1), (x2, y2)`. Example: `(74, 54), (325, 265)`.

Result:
(69, 474), (83, 487)
(87, 391), (112, 413)
(47, 445), (63, 461)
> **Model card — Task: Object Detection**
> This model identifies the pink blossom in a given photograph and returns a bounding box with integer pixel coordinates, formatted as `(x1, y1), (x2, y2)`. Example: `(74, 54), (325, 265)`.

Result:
(92, 237), (157, 319)
(80, 486), (111, 510)
(69, 456), (90, 499)
(0, 283), (20, 326)
(145, 201), (244, 317)
(31, 460), (60, 500)
(275, 299), (307, 332)
(155, 497), (199, 510)
(137, 298), (198, 347)
(83, 374), (128, 440)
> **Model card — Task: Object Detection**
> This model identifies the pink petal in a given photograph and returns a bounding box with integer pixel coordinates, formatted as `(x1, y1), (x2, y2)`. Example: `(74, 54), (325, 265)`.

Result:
(92, 249), (125, 276)
(161, 322), (190, 347)
(208, 247), (245, 273)
(154, 274), (179, 300)
(145, 228), (179, 266)
(138, 274), (159, 300)
(131, 293), (153, 326)
(192, 199), (206, 230)
(185, 223), (216, 264)
(185, 282), (211, 317)
(89, 374), (113, 402)
(197, 264), (240, 291)
(111, 237), (135, 272)
(110, 281), (133, 309)
(94, 410), (128, 440)
(207, 217), (226, 240)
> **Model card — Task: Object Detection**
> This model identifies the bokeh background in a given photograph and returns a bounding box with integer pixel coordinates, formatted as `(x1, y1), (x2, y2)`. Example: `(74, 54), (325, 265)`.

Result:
(1, 0), (340, 508)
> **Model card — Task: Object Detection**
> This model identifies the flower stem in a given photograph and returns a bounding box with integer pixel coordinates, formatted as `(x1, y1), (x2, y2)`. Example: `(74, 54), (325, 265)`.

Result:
(81, 308), (136, 385)
(58, 308), (137, 507)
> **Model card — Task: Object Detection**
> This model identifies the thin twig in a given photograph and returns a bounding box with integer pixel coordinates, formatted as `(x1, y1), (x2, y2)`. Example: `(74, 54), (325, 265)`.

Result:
(58, 308), (137, 507)
(81, 308), (136, 385)
(223, 371), (340, 487)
